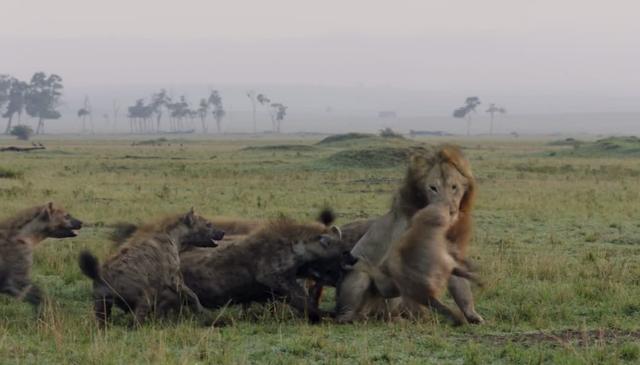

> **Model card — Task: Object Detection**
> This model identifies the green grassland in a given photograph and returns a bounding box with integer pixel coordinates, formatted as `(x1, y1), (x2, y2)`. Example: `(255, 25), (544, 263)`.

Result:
(1, 134), (640, 364)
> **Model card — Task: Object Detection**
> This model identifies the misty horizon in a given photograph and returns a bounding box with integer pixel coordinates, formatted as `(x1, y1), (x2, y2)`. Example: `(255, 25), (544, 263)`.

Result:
(1, 0), (639, 135)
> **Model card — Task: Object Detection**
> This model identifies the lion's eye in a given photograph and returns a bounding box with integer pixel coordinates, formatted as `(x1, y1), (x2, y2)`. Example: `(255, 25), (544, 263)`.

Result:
(452, 185), (458, 191)
(429, 185), (438, 193)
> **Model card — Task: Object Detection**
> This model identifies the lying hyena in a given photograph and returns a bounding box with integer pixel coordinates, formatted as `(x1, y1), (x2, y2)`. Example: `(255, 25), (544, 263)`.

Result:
(78, 208), (225, 326)
(0, 202), (83, 312)
(180, 209), (348, 323)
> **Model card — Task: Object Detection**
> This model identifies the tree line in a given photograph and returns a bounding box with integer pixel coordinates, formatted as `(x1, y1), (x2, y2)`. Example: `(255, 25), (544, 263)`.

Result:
(453, 97), (506, 135)
(123, 89), (227, 134)
(0, 73), (63, 135)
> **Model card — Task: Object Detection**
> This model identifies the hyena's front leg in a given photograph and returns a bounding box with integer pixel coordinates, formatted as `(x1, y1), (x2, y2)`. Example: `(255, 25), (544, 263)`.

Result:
(1, 281), (43, 312)
(180, 285), (204, 314)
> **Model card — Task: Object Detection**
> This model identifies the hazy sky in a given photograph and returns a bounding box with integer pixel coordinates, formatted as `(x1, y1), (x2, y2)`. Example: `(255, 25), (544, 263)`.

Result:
(1, 0), (639, 117)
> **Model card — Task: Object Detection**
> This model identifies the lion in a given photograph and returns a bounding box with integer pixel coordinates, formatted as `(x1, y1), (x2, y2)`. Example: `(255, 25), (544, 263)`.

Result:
(335, 144), (483, 324)
(0, 202), (83, 312)
(78, 208), (225, 326)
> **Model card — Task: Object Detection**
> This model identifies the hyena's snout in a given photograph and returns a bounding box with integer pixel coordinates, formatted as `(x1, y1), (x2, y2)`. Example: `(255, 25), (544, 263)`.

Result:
(69, 218), (83, 230)
(212, 229), (225, 241)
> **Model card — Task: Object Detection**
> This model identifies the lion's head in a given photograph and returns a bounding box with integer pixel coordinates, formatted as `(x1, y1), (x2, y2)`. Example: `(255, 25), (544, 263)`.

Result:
(398, 144), (475, 254)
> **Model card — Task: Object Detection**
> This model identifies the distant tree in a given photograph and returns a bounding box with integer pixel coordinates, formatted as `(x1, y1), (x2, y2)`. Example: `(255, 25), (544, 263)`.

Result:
(453, 96), (481, 136)
(485, 103), (507, 135)
(257, 93), (270, 105)
(246, 91), (259, 133)
(77, 95), (93, 133)
(25, 72), (63, 134)
(2, 78), (28, 134)
(379, 127), (404, 139)
(167, 96), (190, 132)
(0, 75), (10, 116)
(208, 90), (225, 133)
(197, 98), (210, 133)
(127, 99), (152, 133)
(10, 125), (34, 141)
(270, 102), (287, 133)
(151, 89), (171, 132)
(112, 100), (120, 131)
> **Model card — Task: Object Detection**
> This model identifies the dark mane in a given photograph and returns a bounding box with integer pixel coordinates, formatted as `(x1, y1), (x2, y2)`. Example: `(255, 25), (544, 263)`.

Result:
(393, 144), (476, 256)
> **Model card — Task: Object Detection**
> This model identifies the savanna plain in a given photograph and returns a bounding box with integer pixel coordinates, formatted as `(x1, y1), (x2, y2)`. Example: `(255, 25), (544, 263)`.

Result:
(1, 134), (640, 364)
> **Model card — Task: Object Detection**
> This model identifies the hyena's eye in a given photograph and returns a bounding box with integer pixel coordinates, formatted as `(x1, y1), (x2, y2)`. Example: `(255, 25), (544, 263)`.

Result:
(451, 184), (458, 191)
(429, 185), (438, 193)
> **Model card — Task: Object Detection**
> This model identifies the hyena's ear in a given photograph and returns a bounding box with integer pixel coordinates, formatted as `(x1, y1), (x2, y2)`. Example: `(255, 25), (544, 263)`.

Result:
(39, 202), (54, 220)
(183, 208), (196, 226)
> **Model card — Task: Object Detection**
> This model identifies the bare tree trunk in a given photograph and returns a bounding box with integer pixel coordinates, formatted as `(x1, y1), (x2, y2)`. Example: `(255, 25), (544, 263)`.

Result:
(112, 100), (119, 132)
(36, 118), (44, 135)
(466, 115), (471, 136)
(216, 119), (221, 133)
(4, 114), (13, 134)
(200, 116), (207, 133)
(489, 112), (494, 135)
(252, 102), (257, 134)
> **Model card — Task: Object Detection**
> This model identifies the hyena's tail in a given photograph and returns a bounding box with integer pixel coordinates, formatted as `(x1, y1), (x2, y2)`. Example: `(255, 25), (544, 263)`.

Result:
(79, 250), (103, 284)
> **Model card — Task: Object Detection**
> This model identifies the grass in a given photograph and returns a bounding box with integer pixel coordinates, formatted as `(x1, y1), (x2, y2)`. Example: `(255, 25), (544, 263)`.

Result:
(548, 136), (640, 157)
(1, 135), (640, 364)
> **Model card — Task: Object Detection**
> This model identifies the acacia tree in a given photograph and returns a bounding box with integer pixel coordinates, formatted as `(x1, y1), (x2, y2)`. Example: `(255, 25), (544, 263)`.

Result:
(197, 98), (210, 133)
(270, 102), (287, 133)
(208, 90), (225, 133)
(151, 89), (170, 132)
(256, 93), (273, 131)
(167, 96), (190, 132)
(485, 103), (507, 135)
(2, 78), (28, 134)
(453, 96), (481, 136)
(77, 95), (93, 133)
(246, 90), (258, 133)
(25, 72), (63, 134)
(0, 75), (10, 118)
(112, 100), (120, 131)
(127, 99), (153, 133)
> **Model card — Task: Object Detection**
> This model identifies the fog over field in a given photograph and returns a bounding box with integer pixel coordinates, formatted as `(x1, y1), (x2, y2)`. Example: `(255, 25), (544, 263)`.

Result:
(1, 0), (639, 135)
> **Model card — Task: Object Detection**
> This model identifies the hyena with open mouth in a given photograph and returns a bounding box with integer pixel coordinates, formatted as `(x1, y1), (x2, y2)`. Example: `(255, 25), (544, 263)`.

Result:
(0, 202), (83, 312)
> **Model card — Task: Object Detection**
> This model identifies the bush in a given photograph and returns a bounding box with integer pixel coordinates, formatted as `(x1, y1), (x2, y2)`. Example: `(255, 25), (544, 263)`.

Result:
(378, 127), (404, 139)
(10, 125), (34, 141)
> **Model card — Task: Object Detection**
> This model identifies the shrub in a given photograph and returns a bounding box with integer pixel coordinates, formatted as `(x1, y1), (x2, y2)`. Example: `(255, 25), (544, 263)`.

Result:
(10, 125), (34, 141)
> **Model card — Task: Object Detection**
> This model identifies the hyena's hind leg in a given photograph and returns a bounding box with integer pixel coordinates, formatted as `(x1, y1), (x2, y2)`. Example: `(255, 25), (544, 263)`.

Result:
(94, 295), (114, 327)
